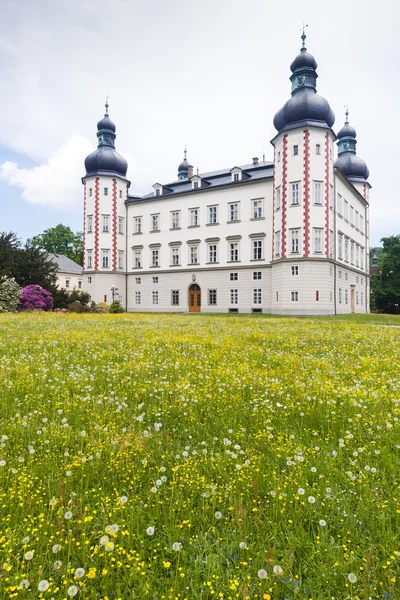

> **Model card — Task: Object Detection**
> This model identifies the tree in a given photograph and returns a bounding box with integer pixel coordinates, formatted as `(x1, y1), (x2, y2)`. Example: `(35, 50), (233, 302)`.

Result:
(19, 285), (54, 312)
(0, 277), (21, 313)
(0, 232), (57, 290)
(371, 235), (400, 313)
(109, 300), (124, 313)
(31, 224), (83, 265)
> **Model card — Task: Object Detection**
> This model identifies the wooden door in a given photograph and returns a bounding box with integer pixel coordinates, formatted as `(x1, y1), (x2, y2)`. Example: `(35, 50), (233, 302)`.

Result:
(188, 284), (201, 312)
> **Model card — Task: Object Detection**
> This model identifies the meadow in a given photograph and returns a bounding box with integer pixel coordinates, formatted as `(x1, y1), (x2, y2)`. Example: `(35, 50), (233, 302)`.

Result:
(0, 313), (398, 600)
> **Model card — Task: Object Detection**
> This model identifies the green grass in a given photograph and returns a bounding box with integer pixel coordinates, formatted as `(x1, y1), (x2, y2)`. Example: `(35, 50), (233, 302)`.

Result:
(0, 313), (398, 599)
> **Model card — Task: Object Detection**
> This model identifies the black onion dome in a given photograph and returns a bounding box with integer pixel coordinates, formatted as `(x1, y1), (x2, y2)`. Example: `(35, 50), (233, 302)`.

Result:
(336, 122), (356, 139)
(334, 153), (369, 181)
(273, 89), (335, 132)
(85, 146), (128, 177)
(97, 114), (116, 132)
(178, 158), (190, 172)
(290, 49), (318, 73)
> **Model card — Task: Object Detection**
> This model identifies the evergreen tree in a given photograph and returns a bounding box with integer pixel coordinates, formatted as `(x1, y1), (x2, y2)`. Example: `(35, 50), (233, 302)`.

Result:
(0, 232), (57, 290)
(372, 235), (400, 313)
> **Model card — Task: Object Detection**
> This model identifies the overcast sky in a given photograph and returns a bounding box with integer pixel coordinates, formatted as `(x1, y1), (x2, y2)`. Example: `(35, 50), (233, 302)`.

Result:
(0, 0), (399, 246)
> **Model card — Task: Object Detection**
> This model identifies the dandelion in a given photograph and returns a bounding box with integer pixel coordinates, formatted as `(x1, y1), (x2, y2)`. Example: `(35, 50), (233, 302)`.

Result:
(74, 567), (85, 578)
(146, 526), (155, 536)
(298, 487), (305, 495)
(172, 542), (182, 551)
(0, 460), (6, 466)
(24, 551), (34, 560)
(308, 496), (316, 504)
(64, 511), (73, 520)
(53, 560), (62, 569)
(66, 470), (72, 477)
(22, 536), (30, 544)
(151, 487), (158, 493)
(319, 519), (327, 527)
(310, 467), (317, 473)
(110, 524), (119, 533)
(49, 498), (57, 506)
(38, 580), (50, 592)
(68, 585), (79, 596)
(163, 561), (171, 568)
(105, 541), (114, 551)
(214, 511), (222, 519)
(258, 568), (267, 579)
(52, 544), (61, 553)
(273, 565), (283, 575)
(20, 579), (30, 589)
(348, 573), (357, 583)
(239, 542), (248, 549)
(99, 536), (109, 546)
(120, 495), (128, 504)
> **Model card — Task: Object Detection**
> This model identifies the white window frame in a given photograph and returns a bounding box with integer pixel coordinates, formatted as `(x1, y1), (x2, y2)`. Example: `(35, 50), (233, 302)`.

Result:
(338, 234), (343, 260)
(171, 290), (180, 306)
(313, 228), (323, 253)
(102, 215), (110, 233)
(313, 181), (323, 205)
(152, 249), (160, 267)
(118, 250), (124, 270)
(253, 271), (262, 280)
(134, 216), (142, 233)
(230, 289), (239, 305)
(229, 242), (239, 262)
(189, 245), (199, 265)
(275, 187), (281, 211)
(152, 291), (159, 305)
(208, 206), (218, 224)
(291, 229), (300, 253)
(253, 288), (262, 305)
(101, 249), (109, 268)
(252, 239), (263, 260)
(171, 211), (181, 229)
(208, 244), (218, 263)
(291, 291), (299, 302)
(118, 217), (124, 235)
(293, 145), (299, 156)
(208, 289), (217, 305)
(190, 208), (199, 227)
(291, 266), (299, 276)
(86, 249), (93, 268)
(275, 230), (281, 257)
(291, 182), (300, 205)
(87, 215), (93, 233)
(228, 202), (240, 222)
(252, 198), (264, 219)
(135, 291), (141, 305)
(104, 187), (108, 196)
(229, 272), (238, 281)
(151, 214), (160, 231)
(171, 247), (180, 266)
(134, 250), (142, 269)
(135, 277), (141, 284)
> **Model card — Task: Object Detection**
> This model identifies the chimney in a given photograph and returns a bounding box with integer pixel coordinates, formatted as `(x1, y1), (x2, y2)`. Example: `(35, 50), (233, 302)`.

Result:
(252, 157), (259, 165)
(187, 165), (194, 179)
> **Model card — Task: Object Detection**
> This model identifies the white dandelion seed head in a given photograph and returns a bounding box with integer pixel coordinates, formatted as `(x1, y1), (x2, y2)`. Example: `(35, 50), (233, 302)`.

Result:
(22, 536), (30, 544)
(24, 551), (34, 560)
(172, 542), (182, 551)
(151, 487), (158, 493)
(348, 573), (357, 583)
(66, 471), (72, 477)
(239, 542), (248, 550)
(99, 536), (109, 546)
(49, 498), (57, 506)
(310, 467), (317, 473)
(105, 541), (114, 552)
(307, 496), (316, 504)
(110, 524), (119, 533)
(257, 568), (267, 579)
(52, 544), (61, 553)
(120, 495), (128, 504)
(297, 487), (305, 496)
(273, 565), (283, 575)
(74, 567), (85, 578)
(38, 580), (50, 592)
(64, 511), (73, 520)
(319, 519), (327, 527)
(68, 585), (79, 596)
(214, 511), (222, 520)
(20, 579), (30, 589)
(146, 526), (155, 536)
(0, 460), (6, 467)
(53, 560), (62, 569)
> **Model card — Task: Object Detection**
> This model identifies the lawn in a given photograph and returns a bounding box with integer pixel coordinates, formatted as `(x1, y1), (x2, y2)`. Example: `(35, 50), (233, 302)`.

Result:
(0, 313), (398, 599)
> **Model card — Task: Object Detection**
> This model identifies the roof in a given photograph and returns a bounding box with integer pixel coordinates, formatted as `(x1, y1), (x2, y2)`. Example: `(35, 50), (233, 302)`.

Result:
(127, 161), (274, 204)
(47, 253), (83, 275)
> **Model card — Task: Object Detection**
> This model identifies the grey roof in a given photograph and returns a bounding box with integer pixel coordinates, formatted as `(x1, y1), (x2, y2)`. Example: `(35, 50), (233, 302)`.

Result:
(47, 253), (82, 275)
(127, 161), (273, 203)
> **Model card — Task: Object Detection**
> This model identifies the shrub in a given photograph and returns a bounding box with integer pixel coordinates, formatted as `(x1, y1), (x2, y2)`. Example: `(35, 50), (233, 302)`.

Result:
(67, 300), (89, 313)
(109, 300), (124, 313)
(19, 285), (53, 312)
(0, 277), (22, 313)
(97, 302), (110, 314)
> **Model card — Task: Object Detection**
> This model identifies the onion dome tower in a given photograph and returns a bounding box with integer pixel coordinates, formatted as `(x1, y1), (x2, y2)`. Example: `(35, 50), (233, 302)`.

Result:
(273, 31), (335, 133)
(177, 147), (193, 179)
(334, 109), (369, 182)
(84, 102), (128, 177)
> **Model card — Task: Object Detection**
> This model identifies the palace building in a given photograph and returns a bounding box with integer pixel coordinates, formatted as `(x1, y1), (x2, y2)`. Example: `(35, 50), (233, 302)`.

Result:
(82, 34), (370, 314)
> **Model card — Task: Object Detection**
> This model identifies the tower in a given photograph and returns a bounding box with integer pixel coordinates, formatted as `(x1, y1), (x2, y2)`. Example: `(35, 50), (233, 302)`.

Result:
(177, 147), (193, 179)
(82, 102), (130, 306)
(334, 109), (370, 201)
(271, 32), (336, 314)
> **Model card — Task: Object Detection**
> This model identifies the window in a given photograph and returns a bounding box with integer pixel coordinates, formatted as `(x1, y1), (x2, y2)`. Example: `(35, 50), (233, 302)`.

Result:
(152, 249), (160, 267)
(171, 211), (181, 229)
(252, 199), (264, 218)
(208, 244), (217, 263)
(230, 289), (239, 304)
(190, 208), (199, 226)
(230, 272), (238, 281)
(65, 279), (70, 289)
(229, 242), (239, 262)
(151, 214), (160, 231)
(253, 271), (262, 280)
(291, 183), (300, 205)
(118, 217), (124, 234)
(329, 229), (334, 257)
(360, 247), (364, 268)
(233, 173), (239, 182)
(350, 242), (355, 265)
(329, 184), (334, 209)
(344, 200), (349, 220)
(86, 249), (93, 268)
(360, 291), (364, 306)
(355, 211), (359, 229)
(152, 276), (158, 284)
(291, 291), (299, 302)
(189, 245), (199, 265)
(338, 235), (343, 260)
(135, 291), (141, 305)
(356, 290), (359, 305)
(276, 291), (279, 301)
(356, 245), (360, 268)
(345, 272), (348, 281)
(314, 181), (322, 205)
(87, 215), (93, 233)
(88, 276), (92, 284)
(89, 188), (92, 197)
(291, 229), (300, 253)
(275, 231), (281, 257)
(171, 247), (180, 266)
(316, 291), (319, 301)
(275, 187), (281, 210)
(135, 277), (141, 284)
(293, 145), (299, 156)
(339, 288), (342, 304)
(118, 250), (124, 269)
(345, 238), (349, 262)
(313, 228), (323, 253)
(253, 289), (262, 304)
(104, 187), (108, 196)
(339, 270), (342, 279)
(345, 288), (348, 305)
(171, 290), (179, 306)
(229, 202), (239, 221)
(102, 215), (110, 232)
(277, 151), (281, 162)
(350, 205), (354, 225)
(134, 250), (142, 269)
(101, 249), (109, 268)
(119, 190), (123, 199)
(291, 266), (299, 276)
(208, 289), (217, 305)
(155, 188), (161, 196)
(193, 181), (199, 189)
(152, 291), (159, 305)
(134, 216), (142, 233)
(208, 206), (218, 224)
(360, 214), (364, 231)
(316, 144), (321, 155)
(252, 239), (263, 260)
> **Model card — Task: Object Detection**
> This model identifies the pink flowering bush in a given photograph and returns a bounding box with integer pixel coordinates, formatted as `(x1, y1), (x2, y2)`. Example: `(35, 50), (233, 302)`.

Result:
(19, 285), (53, 312)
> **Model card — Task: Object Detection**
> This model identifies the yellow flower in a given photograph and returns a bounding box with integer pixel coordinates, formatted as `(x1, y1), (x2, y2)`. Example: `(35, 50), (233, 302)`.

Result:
(163, 561), (171, 568)
(87, 568), (96, 579)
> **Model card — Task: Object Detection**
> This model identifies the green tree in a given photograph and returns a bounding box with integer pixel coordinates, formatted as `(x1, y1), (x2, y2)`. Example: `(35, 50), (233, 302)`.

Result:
(372, 235), (400, 313)
(31, 224), (83, 265)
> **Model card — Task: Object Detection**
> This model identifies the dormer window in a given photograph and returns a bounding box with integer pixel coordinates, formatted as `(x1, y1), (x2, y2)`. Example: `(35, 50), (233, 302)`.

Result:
(153, 183), (163, 197)
(191, 175), (201, 190)
(233, 173), (239, 182)
(156, 189), (160, 196)
(230, 167), (242, 182)
(193, 181), (199, 189)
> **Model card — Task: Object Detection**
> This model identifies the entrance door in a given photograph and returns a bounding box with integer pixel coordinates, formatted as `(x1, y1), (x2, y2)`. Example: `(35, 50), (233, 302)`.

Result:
(350, 287), (355, 313)
(188, 284), (201, 313)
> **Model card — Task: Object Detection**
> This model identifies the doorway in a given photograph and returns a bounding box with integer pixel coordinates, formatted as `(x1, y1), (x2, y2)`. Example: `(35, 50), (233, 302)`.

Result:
(350, 286), (355, 313)
(188, 284), (201, 312)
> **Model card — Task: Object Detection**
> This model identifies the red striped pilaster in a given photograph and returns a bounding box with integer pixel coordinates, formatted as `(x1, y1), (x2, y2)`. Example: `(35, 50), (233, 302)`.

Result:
(112, 179), (117, 271)
(303, 130), (311, 257)
(324, 133), (329, 257)
(281, 134), (288, 259)
(94, 178), (100, 271)
(363, 184), (367, 201)
(83, 181), (86, 270)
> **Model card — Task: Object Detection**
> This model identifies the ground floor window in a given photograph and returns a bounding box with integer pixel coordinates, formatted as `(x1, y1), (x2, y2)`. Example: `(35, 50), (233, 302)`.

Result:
(152, 291), (158, 305)
(253, 289), (262, 304)
(208, 289), (217, 305)
(171, 290), (179, 306)
(253, 271), (262, 280)
(230, 289), (239, 305)
(291, 291), (299, 302)
(229, 272), (238, 281)
(135, 291), (141, 305)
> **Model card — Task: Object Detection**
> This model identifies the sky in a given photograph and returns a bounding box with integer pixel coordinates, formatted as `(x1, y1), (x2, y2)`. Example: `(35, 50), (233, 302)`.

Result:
(0, 0), (399, 246)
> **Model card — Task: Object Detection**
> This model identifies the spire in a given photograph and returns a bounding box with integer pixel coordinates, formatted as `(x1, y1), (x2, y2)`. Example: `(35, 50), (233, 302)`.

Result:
(301, 22), (308, 49)
(334, 111), (369, 181)
(344, 103), (349, 124)
(177, 146), (192, 179)
(96, 101), (116, 148)
(105, 95), (109, 116)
